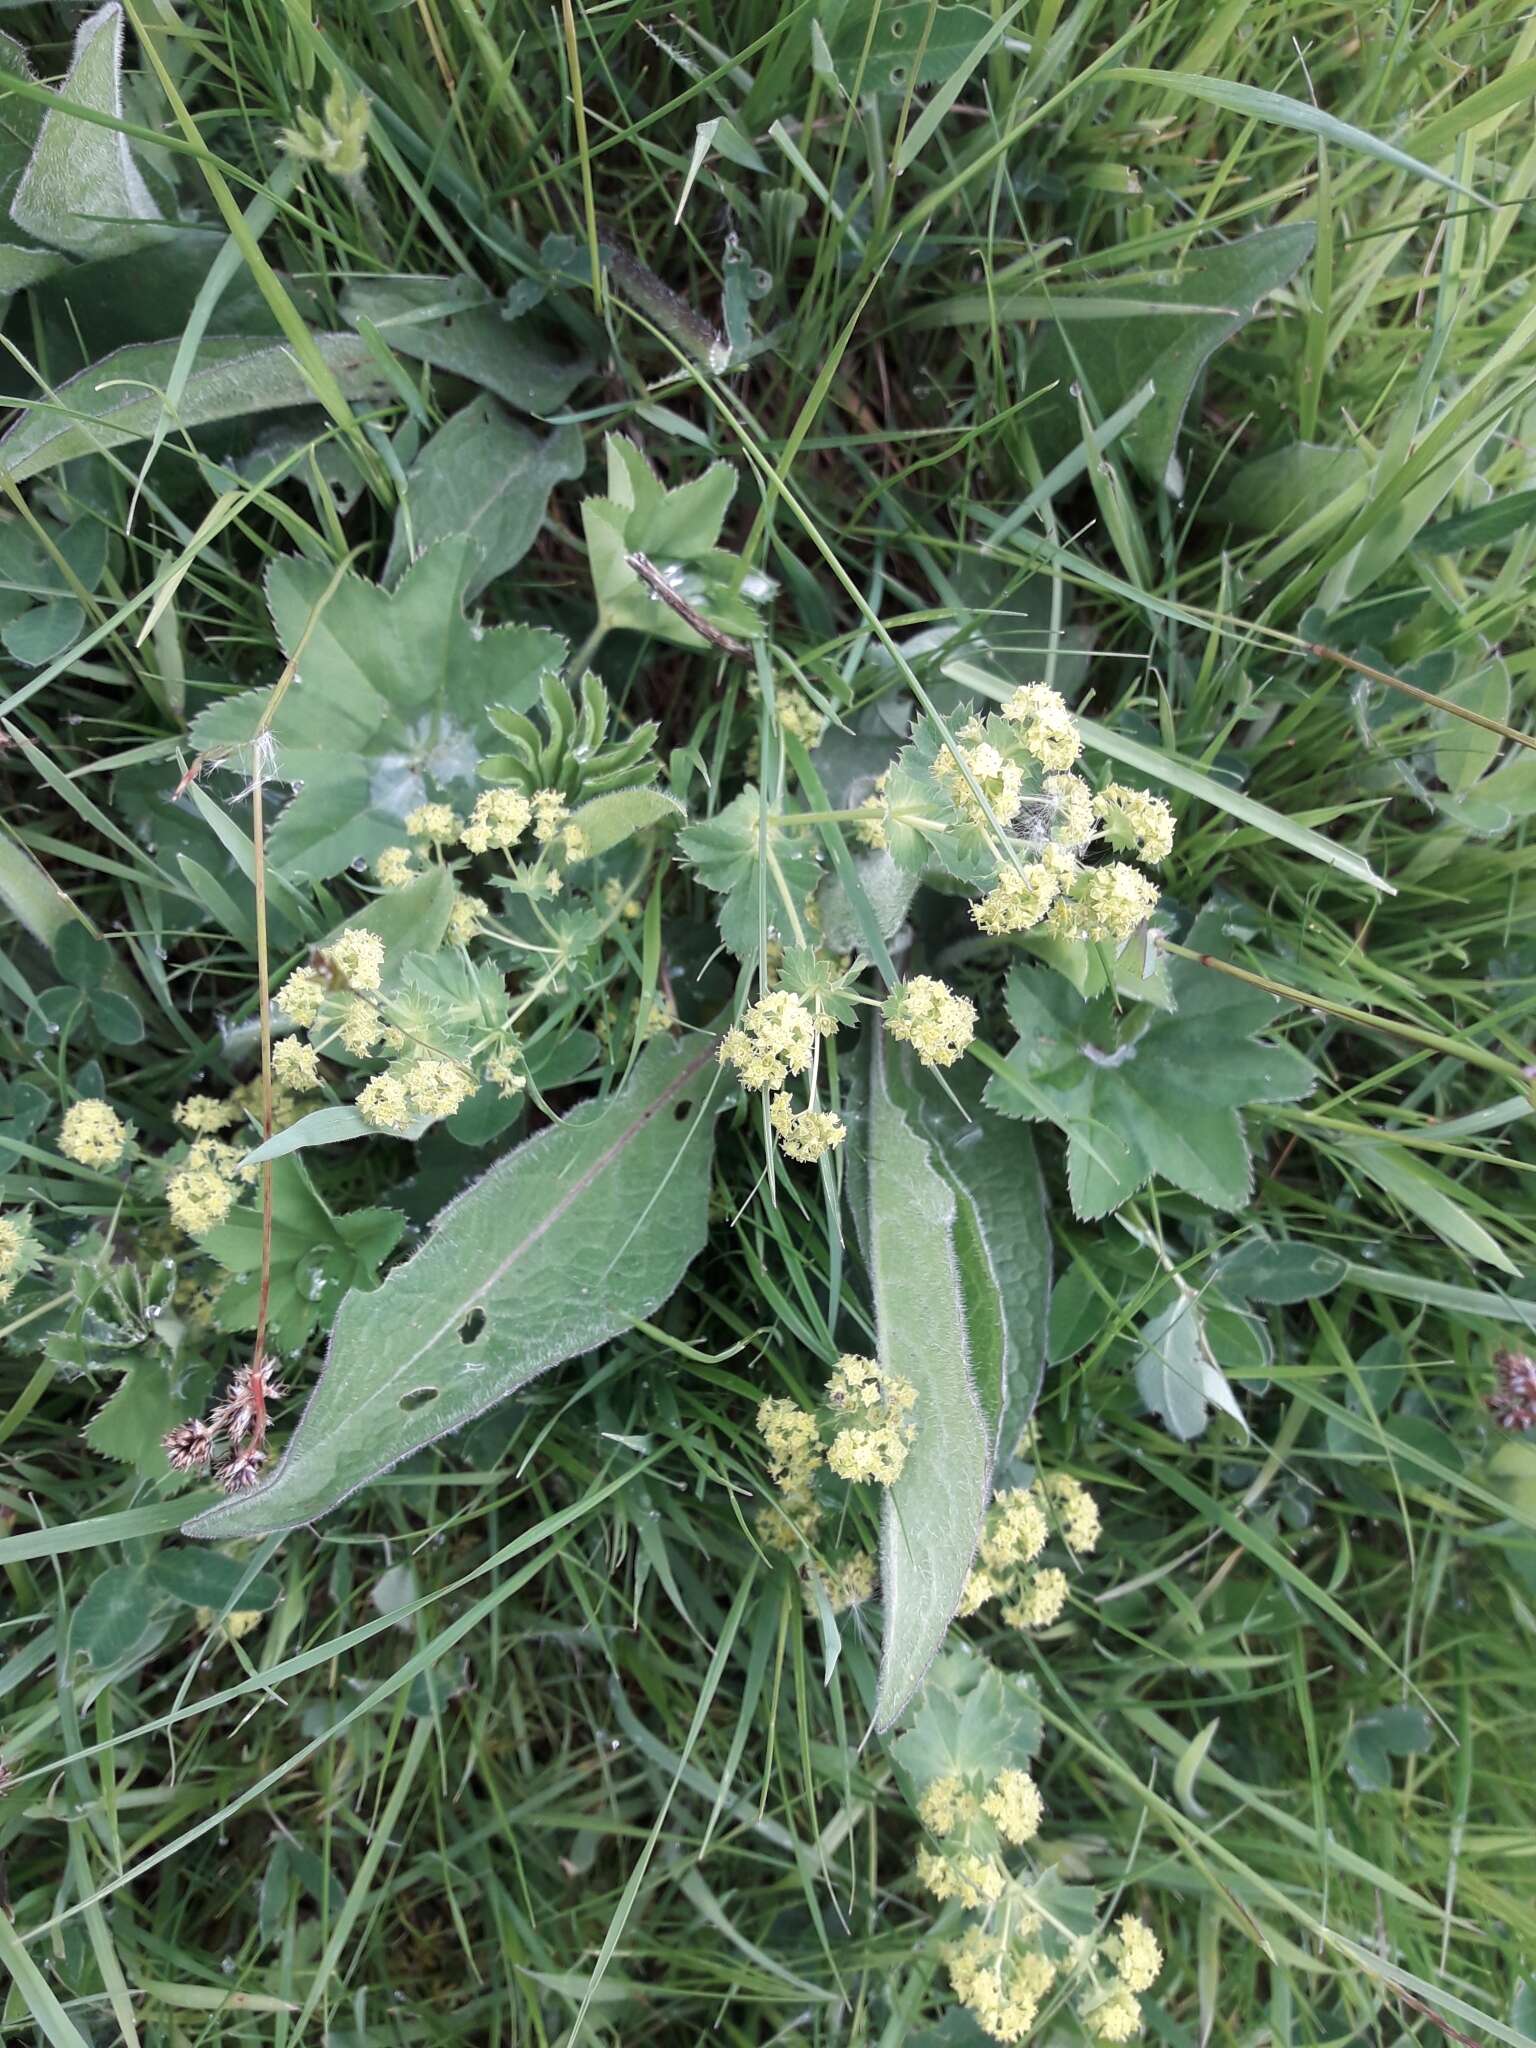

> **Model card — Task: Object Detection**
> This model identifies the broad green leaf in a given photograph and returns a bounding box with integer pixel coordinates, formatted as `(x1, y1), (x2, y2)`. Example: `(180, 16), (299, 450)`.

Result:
(863, 1031), (992, 1729)
(890, 1649), (1042, 1787)
(9, 2), (164, 258)
(2, 595), (81, 665)
(1433, 656), (1510, 794)
(201, 1155), (403, 1351)
(1345, 1139), (1517, 1274)
(0, 332), (394, 483)
(984, 922), (1315, 1219)
(72, 1563), (160, 1663)
(1218, 1235), (1347, 1303)
(569, 785), (685, 859)
(1017, 225), (1315, 493)
(828, 3), (992, 95)
(341, 276), (587, 413)
(384, 395), (585, 601)
(0, 243), (65, 290)
(1132, 1293), (1248, 1443)
(184, 1037), (720, 1540)
(148, 1548), (280, 1614)
(189, 543), (564, 880)
(1208, 442), (1371, 533)
(882, 1051), (1052, 1473)
(1343, 1706), (1433, 1793)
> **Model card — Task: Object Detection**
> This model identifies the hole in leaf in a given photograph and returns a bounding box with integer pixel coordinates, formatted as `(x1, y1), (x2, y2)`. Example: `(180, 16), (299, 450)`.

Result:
(400, 1386), (439, 1412)
(673, 1099), (694, 1121)
(890, 16), (906, 32)
(460, 1308), (486, 1343)
(889, 63), (907, 84)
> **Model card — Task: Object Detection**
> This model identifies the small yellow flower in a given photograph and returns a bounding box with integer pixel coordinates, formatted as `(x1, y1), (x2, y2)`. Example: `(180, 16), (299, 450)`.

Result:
(461, 788), (532, 855)
(327, 928), (385, 991)
(918, 1846), (1005, 1910)
(271, 1038), (322, 1093)
(973, 860), (1061, 936)
(1001, 1565), (1069, 1630)
(484, 1054), (526, 1098)
(935, 738), (1025, 831)
(979, 1488), (1049, 1572)
(561, 823), (591, 863)
(917, 1775), (967, 1837)
(824, 1356), (916, 1486)
(1084, 1984), (1143, 2042)
(337, 999), (384, 1058)
(774, 685), (827, 750)
(718, 991), (818, 1093)
(166, 1164), (237, 1237)
(184, 1137), (248, 1180)
(448, 893), (487, 944)
(1109, 1914), (1162, 1994)
(982, 1768), (1043, 1846)
(757, 1396), (822, 1489)
(767, 1094), (847, 1165)
(0, 1210), (39, 1303)
(175, 1094), (239, 1135)
(1002, 683), (1082, 771)
(1067, 863), (1159, 943)
(1043, 1472), (1101, 1553)
(531, 788), (570, 842)
(808, 1549), (877, 1613)
(375, 845), (417, 889)
(403, 801), (461, 845)
(1045, 771), (1096, 850)
(1094, 783), (1175, 864)
(277, 965), (326, 1026)
(400, 1056), (475, 1119)
(883, 975), (976, 1068)
(58, 1100), (128, 1169)
(357, 1072), (413, 1132)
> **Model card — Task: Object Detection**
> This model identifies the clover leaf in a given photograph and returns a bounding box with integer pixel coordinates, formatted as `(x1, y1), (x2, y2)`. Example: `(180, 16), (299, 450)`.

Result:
(189, 539), (564, 881)
(984, 919), (1314, 1218)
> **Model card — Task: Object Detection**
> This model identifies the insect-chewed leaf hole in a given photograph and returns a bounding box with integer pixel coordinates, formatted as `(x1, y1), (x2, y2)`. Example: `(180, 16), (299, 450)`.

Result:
(400, 1386), (439, 1412)
(673, 1099), (693, 1121)
(459, 1307), (486, 1343)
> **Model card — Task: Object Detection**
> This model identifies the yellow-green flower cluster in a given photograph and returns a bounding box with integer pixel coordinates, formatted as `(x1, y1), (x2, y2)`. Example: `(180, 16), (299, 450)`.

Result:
(165, 1137), (253, 1238)
(175, 1095), (240, 1135)
(883, 975), (976, 1069)
(0, 1210), (40, 1304)
(404, 802), (460, 845)
(357, 1055), (476, 1132)
(824, 1352), (917, 1485)
(959, 1473), (1099, 1629)
(946, 1924), (1058, 2043)
(755, 1394), (823, 1550)
(802, 1548), (877, 1614)
(461, 788), (532, 855)
(272, 1038), (322, 1093)
(897, 685), (1175, 949)
(1079, 1915), (1163, 2041)
(768, 1091), (846, 1164)
(375, 845), (416, 889)
(717, 990), (819, 1091)
(327, 927), (385, 991)
(58, 1099), (128, 1169)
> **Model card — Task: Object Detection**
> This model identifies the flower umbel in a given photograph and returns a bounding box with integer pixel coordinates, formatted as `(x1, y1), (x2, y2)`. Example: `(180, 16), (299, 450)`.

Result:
(58, 1100), (128, 1169)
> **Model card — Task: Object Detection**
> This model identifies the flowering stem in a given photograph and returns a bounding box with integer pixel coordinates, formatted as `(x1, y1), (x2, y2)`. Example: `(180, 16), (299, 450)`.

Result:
(249, 761), (275, 1374)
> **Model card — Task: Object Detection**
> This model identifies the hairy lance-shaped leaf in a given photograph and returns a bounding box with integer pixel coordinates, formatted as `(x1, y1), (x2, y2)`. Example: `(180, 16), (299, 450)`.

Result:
(861, 1032), (995, 1729)
(184, 1038), (719, 1540)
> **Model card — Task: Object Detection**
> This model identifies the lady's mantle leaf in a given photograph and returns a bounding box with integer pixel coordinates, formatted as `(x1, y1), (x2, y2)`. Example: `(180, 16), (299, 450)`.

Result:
(184, 1038), (720, 1541)
(891, 1649), (1042, 1786)
(984, 936), (1315, 1220)
(678, 784), (821, 962)
(861, 1033), (994, 1729)
(200, 1156), (403, 1351)
(188, 541), (564, 880)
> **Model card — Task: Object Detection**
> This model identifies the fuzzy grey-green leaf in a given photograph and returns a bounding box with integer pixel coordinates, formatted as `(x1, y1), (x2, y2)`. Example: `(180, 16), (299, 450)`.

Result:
(184, 1038), (719, 1540)
(865, 1033), (992, 1729)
